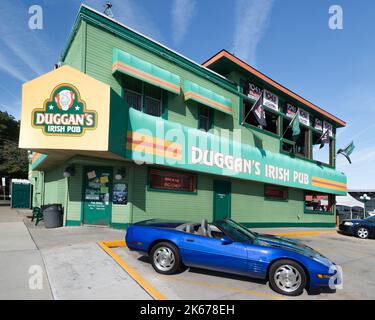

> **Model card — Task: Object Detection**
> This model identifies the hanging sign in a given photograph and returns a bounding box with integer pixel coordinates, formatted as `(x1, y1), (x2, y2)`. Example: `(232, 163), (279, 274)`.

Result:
(247, 82), (262, 100)
(323, 121), (333, 137)
(298, 109), (310, 126)
(286, 104), (297, 118)
(263, 90), (279, 111)
(314, 118), (323, 131)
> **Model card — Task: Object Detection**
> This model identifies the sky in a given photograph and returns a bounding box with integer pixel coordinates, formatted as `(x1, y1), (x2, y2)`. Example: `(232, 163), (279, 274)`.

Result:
(0, 0), (374, 189)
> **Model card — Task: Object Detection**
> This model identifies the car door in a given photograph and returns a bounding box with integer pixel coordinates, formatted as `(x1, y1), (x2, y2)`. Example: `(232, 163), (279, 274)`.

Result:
(179, 233), (248, 276)
(366, 216), (375, 237)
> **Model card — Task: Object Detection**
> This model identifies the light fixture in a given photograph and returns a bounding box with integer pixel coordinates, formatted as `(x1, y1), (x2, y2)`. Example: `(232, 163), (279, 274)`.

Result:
(63, 166), (75, 178)
(115, 167), (126, 180)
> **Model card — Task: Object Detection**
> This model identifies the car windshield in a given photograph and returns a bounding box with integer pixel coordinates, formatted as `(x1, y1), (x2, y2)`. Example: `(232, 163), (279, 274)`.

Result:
(215, 219), (257, 242)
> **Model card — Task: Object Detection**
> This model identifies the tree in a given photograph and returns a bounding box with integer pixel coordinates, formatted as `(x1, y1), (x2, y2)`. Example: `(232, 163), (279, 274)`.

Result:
(0, 111), (28, 178)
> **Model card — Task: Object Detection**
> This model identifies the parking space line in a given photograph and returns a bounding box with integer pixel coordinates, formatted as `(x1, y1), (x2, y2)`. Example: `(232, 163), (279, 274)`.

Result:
(97, 240), (167, 300)
(271, 230), (337, 237)
(156, 275), (286, 300)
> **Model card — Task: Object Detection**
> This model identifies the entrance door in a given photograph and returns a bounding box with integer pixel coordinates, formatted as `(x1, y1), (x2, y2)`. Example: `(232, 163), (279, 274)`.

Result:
(83, 166), (112, 226)
(213, 180), (231, 220)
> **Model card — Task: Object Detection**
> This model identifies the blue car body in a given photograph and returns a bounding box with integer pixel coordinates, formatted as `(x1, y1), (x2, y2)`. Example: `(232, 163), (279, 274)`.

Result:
(126, 219), (337, 290)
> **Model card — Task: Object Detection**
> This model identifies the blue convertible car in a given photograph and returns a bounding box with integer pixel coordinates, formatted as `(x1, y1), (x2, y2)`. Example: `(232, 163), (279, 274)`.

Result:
(126, 218), (339, 296)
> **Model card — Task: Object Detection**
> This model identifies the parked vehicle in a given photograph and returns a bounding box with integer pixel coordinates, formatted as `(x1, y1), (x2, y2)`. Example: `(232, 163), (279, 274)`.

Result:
(126, 218), (339, 296)
(338, 215), (375, 239)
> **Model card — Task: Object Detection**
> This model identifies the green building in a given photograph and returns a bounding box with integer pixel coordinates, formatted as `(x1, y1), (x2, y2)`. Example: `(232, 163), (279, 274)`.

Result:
(20, 5), (347, 229)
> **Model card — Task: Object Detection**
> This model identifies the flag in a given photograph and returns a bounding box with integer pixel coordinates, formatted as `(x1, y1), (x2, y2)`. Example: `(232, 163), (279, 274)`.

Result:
(252, 91), (266, 127)
(337, 141), (355, 164)
(291, 112), (300, 137)
(319, 129), (329, 149)
(241, 90), (266, 127)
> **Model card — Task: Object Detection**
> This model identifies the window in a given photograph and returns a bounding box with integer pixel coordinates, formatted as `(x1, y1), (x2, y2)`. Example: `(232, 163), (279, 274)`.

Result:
(242, 101), (279, 134)
(264, 184), (288, 201)
(123, 76), (162, 117)
(282, 117), (309, 158)
(305, 192), (333, 213)
(149, 168), (196, 193)
(198, 106), (212, 132)
(312, 130), (332, 165)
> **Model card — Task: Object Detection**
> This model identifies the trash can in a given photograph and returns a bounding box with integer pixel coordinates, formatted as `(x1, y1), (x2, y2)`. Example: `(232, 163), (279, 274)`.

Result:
(41, 204), (63, 228)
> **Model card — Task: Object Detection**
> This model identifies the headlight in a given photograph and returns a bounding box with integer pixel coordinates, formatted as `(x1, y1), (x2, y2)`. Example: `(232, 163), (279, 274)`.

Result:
(344, 221), (353, 226)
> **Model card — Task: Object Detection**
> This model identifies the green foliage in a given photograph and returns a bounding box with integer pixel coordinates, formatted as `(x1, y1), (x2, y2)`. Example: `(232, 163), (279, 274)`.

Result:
(0, 111), (28, 178)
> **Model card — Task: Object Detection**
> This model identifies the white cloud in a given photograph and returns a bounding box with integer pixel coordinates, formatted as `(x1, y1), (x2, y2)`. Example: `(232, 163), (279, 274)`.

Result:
(232, 0), (274, 65)
(171, 0), (196, 45)
(0, 0), (53, 77)
(0, 49), (28, 82)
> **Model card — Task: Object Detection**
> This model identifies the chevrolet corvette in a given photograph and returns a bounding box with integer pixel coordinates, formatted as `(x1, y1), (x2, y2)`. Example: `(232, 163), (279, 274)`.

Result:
(125, 218), (339, 296)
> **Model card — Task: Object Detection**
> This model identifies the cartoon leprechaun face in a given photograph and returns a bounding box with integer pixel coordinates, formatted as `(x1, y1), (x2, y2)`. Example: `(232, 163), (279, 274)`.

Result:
(55, 89), (75, 111)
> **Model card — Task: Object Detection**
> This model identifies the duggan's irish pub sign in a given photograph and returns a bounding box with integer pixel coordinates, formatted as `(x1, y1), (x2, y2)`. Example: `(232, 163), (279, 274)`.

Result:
(31, 84), (97, 136)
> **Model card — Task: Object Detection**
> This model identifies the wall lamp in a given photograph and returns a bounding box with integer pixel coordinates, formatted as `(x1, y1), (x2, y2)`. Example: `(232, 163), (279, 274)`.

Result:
(63, 166), (75, 178)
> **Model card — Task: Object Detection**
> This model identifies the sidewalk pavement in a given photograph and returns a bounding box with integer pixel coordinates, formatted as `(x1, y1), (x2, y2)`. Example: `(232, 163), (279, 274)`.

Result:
(0, 206), (150, 299)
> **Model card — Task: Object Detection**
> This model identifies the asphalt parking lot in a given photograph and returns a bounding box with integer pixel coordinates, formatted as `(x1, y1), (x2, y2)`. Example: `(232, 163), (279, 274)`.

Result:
(1, 207), (375, 300)
(113, 231), (375, 300)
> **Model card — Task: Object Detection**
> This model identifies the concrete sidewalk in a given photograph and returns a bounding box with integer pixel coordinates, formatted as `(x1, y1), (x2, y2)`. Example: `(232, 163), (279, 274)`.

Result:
(0, 206), (151, 299)
(0, 206), (52, 299)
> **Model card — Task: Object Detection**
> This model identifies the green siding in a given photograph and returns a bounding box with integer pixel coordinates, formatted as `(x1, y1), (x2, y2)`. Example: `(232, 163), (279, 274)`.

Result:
(66, 165), (83, 223)
(44, 166), (66, 205)
(63, 21), (84, 71)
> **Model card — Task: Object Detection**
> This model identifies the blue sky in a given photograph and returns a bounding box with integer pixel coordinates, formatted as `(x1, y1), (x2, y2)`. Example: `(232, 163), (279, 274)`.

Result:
(0, 0), (374, 189)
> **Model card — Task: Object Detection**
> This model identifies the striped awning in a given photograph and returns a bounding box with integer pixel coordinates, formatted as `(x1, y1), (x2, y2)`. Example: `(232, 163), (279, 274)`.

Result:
(183, 80), (233, 115)
(112, 48), (180, 94)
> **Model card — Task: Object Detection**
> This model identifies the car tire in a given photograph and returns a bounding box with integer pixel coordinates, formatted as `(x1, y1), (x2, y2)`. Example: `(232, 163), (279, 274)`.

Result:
(150, 242), (181, 275)
(268, 259), (307, 296)
(356, 227), (369, 239)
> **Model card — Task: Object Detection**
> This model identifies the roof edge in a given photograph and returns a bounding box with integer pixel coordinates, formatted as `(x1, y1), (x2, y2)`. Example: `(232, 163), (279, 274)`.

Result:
(203, 49), (346, 127)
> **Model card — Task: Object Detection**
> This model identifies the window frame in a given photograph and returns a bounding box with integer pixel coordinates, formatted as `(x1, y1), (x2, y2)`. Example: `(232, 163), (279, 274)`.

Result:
(304, 191), (335, 215)
(198, 105), (213, 132)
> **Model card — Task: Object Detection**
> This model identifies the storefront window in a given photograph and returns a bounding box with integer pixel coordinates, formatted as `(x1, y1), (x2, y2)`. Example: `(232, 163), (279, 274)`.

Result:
(264, 184), (288, 201)
(149, 168), (196, 193)
(305, 192), (333, 213)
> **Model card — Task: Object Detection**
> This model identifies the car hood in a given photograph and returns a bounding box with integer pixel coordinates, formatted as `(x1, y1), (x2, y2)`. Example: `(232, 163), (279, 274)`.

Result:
(253, 233), (321, 258)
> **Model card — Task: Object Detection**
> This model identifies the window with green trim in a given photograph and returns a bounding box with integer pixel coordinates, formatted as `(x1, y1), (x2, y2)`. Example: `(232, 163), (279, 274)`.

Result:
(242, 100), (279, 135)
(281, 117), (309, 158)
(305, 192), (334, 213)
(312, 130), (333, 165)
(198, 106), (213, 132)
(123, 76), (162, 117)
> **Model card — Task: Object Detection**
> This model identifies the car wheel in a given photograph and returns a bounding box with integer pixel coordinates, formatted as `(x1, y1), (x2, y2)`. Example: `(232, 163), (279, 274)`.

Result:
(150, 242), (181, 275)
(356, 227), (369, 239)
(269, 259), (307, 296)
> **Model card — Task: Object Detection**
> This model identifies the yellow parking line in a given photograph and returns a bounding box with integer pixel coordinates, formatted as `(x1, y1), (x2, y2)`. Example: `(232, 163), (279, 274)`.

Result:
(156, 275), (285, 300)
(271, 230), (336, 237)
(97, 240), (167, 300)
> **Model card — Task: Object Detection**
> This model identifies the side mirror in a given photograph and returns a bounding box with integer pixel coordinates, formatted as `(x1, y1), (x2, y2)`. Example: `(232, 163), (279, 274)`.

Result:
(220, 236), (233, 244)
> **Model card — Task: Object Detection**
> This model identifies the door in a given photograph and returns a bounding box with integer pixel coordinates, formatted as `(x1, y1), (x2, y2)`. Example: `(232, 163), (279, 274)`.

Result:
(83, 166), (112, 226)
(180, 234), (248, 275)
(213, 180), (231, 220)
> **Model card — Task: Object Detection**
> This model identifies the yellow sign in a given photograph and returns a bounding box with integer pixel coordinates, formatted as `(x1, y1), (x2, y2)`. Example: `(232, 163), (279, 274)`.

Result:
(19, 65), (110, 151)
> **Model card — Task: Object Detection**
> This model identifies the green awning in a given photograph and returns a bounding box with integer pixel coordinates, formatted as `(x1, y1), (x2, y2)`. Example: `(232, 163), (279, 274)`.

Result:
(112, 48), (180, 94)
(183, 80), (233, 115)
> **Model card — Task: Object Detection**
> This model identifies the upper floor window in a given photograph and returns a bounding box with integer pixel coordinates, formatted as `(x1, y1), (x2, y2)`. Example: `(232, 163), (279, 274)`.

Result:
(124, 76), (162, 117)
(312, 120), (333, 165)
(242, 100), (278, 135)
(198, 106), (213, 132)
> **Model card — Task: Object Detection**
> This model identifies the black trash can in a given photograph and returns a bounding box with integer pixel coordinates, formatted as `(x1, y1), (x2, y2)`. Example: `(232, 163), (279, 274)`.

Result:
(41, 204), (63, 228)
